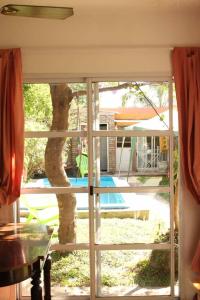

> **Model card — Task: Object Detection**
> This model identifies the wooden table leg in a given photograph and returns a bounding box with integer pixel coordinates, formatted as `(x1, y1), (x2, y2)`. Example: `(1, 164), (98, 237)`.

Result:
(44, 254), (51, 300)
(31, 259), (42, 300)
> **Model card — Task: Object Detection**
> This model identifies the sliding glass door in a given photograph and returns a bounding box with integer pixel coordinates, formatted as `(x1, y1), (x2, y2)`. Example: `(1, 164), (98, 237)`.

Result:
(20, 78), (178, 300)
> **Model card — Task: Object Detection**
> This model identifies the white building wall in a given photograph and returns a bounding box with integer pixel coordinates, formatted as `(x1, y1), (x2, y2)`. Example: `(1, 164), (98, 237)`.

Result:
(116, 148), (131, 172)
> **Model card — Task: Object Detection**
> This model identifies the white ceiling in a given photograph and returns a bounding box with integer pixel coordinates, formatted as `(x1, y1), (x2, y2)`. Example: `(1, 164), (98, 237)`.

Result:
(0, 0), (200, 14)
(0, 0), (200, 49)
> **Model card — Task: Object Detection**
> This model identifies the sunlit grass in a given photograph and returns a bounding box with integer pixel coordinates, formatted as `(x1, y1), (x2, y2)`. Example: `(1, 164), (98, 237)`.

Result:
(50, 217), (169, 288)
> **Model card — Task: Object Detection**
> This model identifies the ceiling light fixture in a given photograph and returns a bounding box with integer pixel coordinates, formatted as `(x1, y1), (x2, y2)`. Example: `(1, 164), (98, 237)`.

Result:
(0, 4), (74, 20)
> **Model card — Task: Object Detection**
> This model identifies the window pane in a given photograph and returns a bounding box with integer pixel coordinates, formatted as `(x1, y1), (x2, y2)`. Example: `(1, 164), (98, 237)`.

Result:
(94, 193), (170, 244)
(24, 83), (87, 131)
(20, 193), (89, 244)
(98, 250), (172, 296)
(93, 136), (170, 187)
(51, 250), (90, 296)
(21, 250), (90, 297)
(93, 81), (170, 131)
(24, 137), (88, 187)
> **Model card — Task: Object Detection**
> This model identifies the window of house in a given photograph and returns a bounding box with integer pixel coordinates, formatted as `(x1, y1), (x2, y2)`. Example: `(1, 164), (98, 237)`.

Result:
(117, 137), (131, 147)
(20, 79), (178, 300)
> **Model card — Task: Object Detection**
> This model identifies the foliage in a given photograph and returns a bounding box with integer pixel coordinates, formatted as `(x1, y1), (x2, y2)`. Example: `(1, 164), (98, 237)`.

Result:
(158, 147), (179, 200)
(24, 135), (47, 180)
(173, 147), (179, 187)
(68, 83), (87, 130)
(23, 84), (52, 179)
(136, 176), (149, 184)
(101, 274), (117, 287)
(158, 176), (170, 200)
(121, 85), (146, 107)
(154, 82), (169, 107)
(23, 83), (88, 179)
(158, 176), (169, 186)
(24, 84), (52, 129)
(121, 82), (168, 108)
(131, 258), (170, 287)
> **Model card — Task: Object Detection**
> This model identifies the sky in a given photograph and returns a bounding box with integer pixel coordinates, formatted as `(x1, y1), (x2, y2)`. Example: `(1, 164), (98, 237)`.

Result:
(98, 83), (169, 108)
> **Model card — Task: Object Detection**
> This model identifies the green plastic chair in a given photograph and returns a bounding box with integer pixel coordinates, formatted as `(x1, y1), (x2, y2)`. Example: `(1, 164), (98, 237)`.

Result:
(76, 153), (88, 177)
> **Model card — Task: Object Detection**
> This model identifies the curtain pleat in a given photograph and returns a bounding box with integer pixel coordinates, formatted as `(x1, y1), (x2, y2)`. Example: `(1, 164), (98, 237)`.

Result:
(172, 48), (200, 203)
(0, 48), (24, 205)
(172, 47), (200, 273)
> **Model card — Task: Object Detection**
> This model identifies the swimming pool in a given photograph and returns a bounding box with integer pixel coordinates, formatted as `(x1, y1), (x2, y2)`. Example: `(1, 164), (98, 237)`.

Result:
(38, 176), (129, 210)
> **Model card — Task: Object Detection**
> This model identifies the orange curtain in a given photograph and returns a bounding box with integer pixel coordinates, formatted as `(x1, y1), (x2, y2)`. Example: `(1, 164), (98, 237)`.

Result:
(172, 47), (200, 273)
(0, 48), (24, 205)
(172, 47), (200, 204)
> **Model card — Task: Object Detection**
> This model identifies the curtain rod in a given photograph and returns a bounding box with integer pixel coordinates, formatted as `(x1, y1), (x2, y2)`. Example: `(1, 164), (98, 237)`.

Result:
(20, 45), (200, 52)
(21, 45), (175, 51)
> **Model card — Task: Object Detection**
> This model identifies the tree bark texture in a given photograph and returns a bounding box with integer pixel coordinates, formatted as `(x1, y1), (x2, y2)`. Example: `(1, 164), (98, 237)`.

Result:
(45, 84), (76, 244)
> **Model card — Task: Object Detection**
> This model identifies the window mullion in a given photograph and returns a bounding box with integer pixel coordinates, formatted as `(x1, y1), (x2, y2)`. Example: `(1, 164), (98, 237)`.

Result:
(94, 186), (170, 193)
(94, 82), (102, 296)
(21, 187), (88, 194)
(169, 78), (175, 297)
(87, 79), (96, 300)
(24, 130), (86, 138)
(92, 130), (170, 137)
(95, 243), (171, 251)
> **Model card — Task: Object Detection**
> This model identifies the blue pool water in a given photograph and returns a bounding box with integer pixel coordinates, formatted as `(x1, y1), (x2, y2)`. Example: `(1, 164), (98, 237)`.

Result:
(40, 176), (128, 209)
(70, 176), (116, 188)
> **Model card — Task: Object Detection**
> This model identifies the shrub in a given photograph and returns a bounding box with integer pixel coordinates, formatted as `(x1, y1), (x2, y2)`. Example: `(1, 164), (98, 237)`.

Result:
(132, 230), (178, 287)
(102, 274), (117, 287)
(133, 258), (170, 287)
(136, 176), (149, 184)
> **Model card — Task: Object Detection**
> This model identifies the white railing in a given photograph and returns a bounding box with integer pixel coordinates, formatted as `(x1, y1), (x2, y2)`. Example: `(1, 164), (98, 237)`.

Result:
(137, 146), (168, 172)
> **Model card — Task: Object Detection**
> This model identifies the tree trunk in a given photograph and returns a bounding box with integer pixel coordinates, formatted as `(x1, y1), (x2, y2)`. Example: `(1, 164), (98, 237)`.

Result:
(45, 84), (76, 244)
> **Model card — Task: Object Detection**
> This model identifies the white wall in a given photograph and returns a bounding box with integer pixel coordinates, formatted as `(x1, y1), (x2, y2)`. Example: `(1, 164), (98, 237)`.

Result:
(0, 10), (200, 76)
(22, 47), (171, 78)
(116, 148), (131, 172)
(22, 11), (200, 77)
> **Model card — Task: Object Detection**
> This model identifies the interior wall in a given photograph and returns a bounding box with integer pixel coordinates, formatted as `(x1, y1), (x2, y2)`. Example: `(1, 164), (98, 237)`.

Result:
(22, 47), (171, 77)
(0, 11), (199, 76)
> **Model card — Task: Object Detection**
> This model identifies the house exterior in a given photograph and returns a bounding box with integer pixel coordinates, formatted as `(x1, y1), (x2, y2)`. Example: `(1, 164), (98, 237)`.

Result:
(68, 106), (171, 175)
(69, 109), (117, 174)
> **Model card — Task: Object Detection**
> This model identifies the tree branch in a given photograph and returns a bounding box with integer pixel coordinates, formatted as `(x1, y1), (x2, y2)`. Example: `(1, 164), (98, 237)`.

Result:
(133, 82), (169, 129)
(72, 81), (169, 129)
(72, 82), (138, 98)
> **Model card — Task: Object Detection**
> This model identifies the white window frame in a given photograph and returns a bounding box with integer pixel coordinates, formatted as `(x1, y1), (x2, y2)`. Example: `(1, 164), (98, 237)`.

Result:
(20, 76), (177, 300)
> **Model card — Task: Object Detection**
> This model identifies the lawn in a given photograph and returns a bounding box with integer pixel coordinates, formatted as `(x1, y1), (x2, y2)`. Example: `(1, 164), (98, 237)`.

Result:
(75, 217), (167, 244)
(50, 217), (171, 288)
